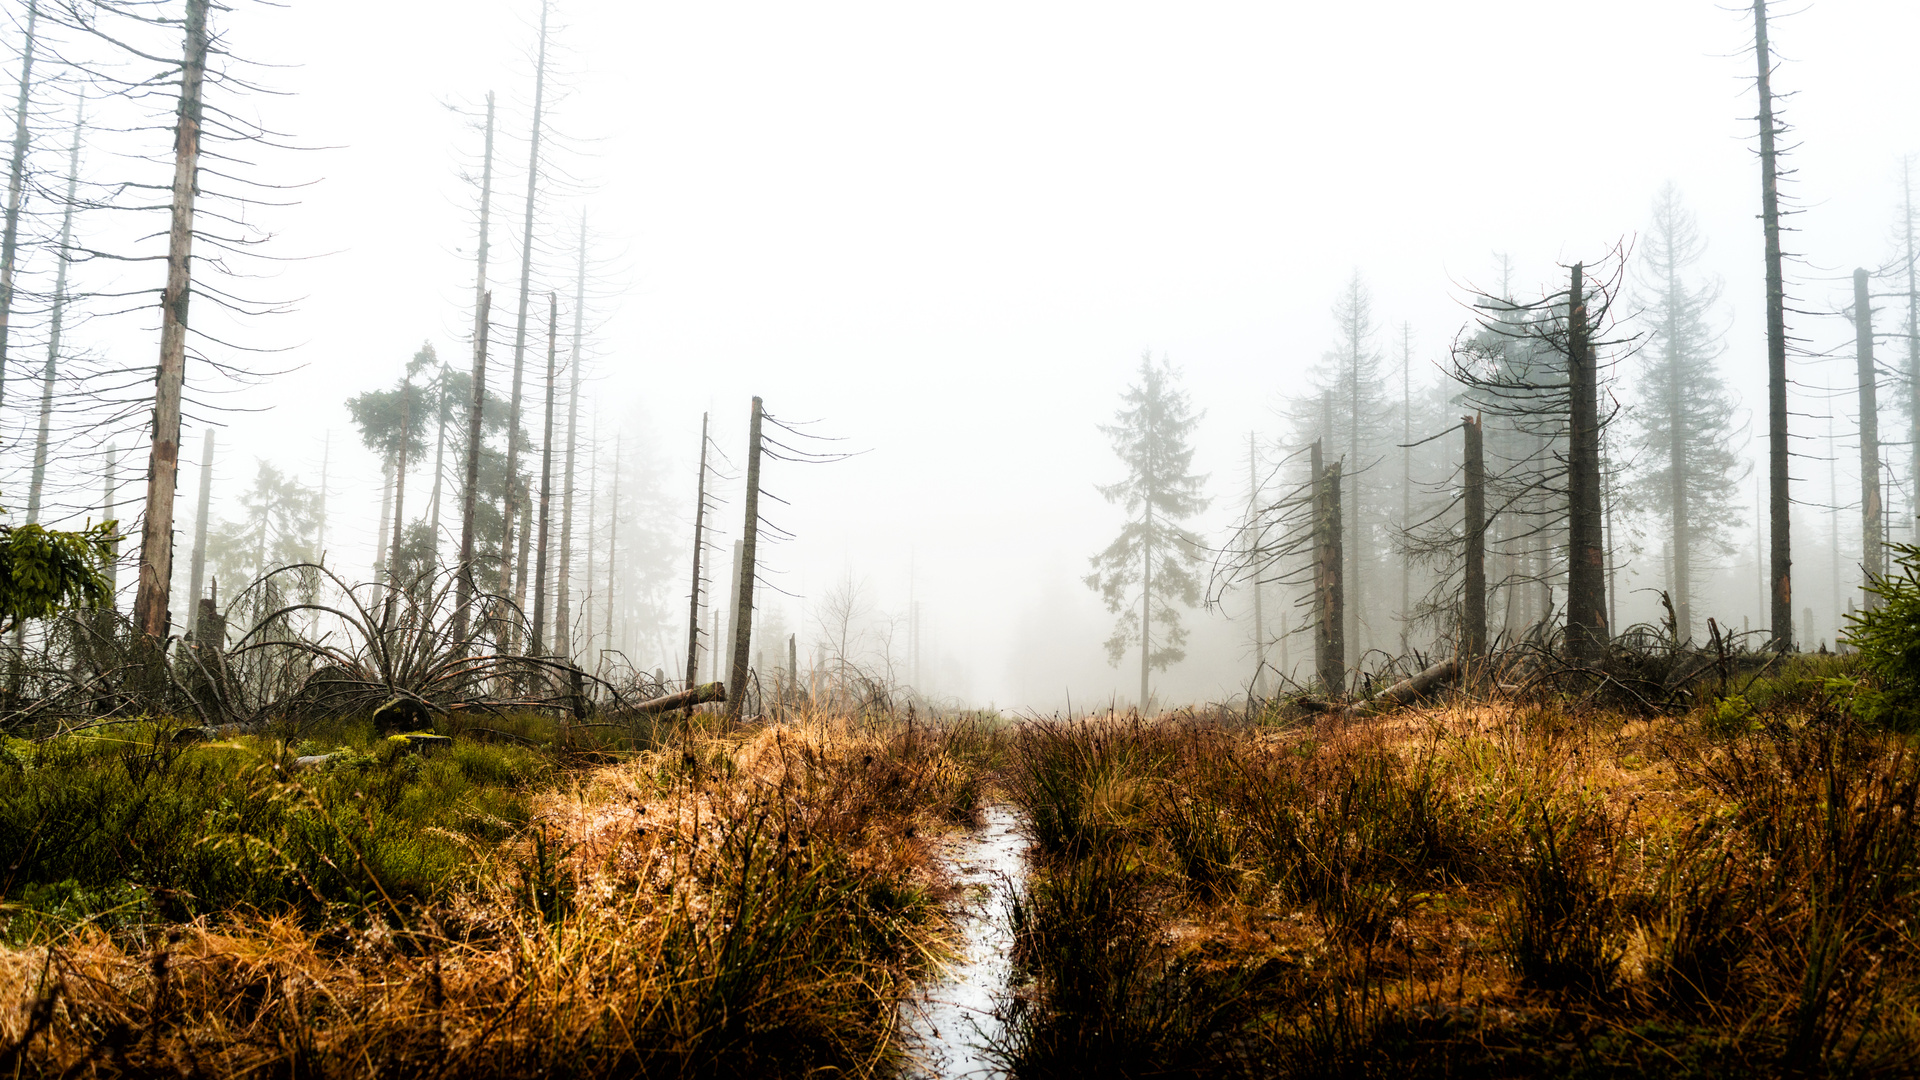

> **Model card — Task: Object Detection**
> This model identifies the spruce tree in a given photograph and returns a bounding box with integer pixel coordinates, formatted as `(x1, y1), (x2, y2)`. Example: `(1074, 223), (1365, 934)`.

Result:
(1086, 355), (1209, 710)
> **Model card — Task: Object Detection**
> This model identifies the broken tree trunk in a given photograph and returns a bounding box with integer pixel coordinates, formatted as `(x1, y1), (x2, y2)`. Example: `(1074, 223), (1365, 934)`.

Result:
(727, 397), (764, 720)
(187, 430), (214, 640)
(133, 0), (209, 642)
(1856, 267), (1884, 604)
(1463, 415), (1487, 658)
(1313, 441), (1345, 696)
(531, 294), (558, 653)
(557, 219), (585, 659)
(1302, 658), (1461, 718)
(684, 412), (709, 689)
(500, 2), (551, 618)
(632, 681), (725, 714)
(1566, 262), (1609, 662)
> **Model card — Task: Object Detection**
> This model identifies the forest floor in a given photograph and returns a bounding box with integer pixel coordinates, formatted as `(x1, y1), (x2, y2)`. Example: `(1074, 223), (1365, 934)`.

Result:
(4, 654), (1919, 1077)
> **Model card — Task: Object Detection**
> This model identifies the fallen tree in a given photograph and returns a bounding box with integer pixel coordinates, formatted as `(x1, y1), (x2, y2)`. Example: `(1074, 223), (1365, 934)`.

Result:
(1298, 657), (1461, 719)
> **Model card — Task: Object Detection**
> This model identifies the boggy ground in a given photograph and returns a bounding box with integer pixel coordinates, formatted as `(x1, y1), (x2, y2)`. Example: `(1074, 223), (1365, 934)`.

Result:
(996, 656), (1920, 1079)
(0, 707), (1001, 1078)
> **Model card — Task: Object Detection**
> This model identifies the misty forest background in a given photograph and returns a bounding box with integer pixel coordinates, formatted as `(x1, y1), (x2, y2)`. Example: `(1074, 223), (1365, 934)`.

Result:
(0, 0), (1913, 710)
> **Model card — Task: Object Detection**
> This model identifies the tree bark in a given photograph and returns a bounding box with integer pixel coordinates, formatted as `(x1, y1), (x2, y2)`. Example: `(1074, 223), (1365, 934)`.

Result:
(1248, 431), (1265, 696)
(1140, 495), (1152, 711)
(428, 362), (449, 553)
(685, 413), (709, 688)
(103, 444), (118, 605)
(605, 435), (619, 648)
(1754, 0), (1794, 650)
(186, 431), (213, 638)
(0, 0), (38, 411)
(1462, 415), (1486, 658)
(500, 3), (551, 616)
(727, 397), (764, 720)
(557, 218), (585, 658)
(387, 373), (413, 600)
(453, 292), (490, 645)
(1855, 267), (1883, 603)
(531, 294), (557, 653)
(133, 0), (209, 642)
(1314, 441), (1345, 695)
(1565, 262), (1608, 662)
(1905, 160), (1919, 540)
(26, 100), (80, 528)
(632, 681), (725, 714)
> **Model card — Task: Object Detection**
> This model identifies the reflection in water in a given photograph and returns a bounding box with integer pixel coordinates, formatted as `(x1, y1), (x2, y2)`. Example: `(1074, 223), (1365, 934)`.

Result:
(901, 804), (1026, 1079)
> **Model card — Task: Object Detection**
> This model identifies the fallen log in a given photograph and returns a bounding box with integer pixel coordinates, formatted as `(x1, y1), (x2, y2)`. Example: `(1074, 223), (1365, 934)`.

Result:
(1296, 658), (1461, 719)
(630, 682), (726, 714)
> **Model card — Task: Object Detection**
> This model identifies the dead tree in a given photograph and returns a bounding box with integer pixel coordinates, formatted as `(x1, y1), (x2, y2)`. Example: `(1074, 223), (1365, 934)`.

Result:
(556, 217), (585, 657)
(1754, 0), (1794, 650)
(186, 430), (213, 638)
(1313, 443), (1345, 695)
(1463, 415), (1487, 657)
(386, 369), (413, 603)
(499, 1), (553, 614)
(604, 434), (620, 648)
(531, 294), (558, 653)
(132, 0), (209, 642)
(1854, 267), (1884, 602)
(1565, 263), (1608, 661)
(453, 291), (491, 646)
(0, 0), (37, 409)
(684, 412), (709, 689)
(721, 395), (760, 722)
(24, 97), (81, 526)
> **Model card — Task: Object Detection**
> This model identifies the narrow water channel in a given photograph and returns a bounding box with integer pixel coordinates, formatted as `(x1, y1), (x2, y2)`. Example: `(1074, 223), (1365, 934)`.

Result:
(901, 803), (1027, 1079)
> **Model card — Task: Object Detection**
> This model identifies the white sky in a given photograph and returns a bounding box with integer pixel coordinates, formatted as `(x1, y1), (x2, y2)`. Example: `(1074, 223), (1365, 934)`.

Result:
(77, 0), (1920, 707)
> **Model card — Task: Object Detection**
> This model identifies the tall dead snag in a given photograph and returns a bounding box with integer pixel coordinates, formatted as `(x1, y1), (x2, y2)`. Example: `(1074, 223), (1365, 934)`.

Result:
(386, 371), (413, 600)
(427, 360), (450, 548)
(1854, 268), (1883, 604)
(1462, 415), (1487, 658)
(133, 0), (210, 642)
(0, 0), (37, 409)
(604, 434), (620, 647)
(556, 218), (585, 657)
(500, 1), (552, 617)
(186, 430), (214, 639)
(1565, 263), (1608, 661)
(727, 397), (764, 720)
(684, 412), (709, 689)
(26, 98), (81, 525)
(531, 294), (558, 653)
(1753, 0), (1794, 650)
(1313, 441), (1345, 695)
(453, 292), (490, 645)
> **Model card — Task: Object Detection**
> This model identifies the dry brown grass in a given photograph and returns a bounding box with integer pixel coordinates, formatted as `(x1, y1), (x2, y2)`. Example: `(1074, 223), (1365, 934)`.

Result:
(0, 710), (999, 1078)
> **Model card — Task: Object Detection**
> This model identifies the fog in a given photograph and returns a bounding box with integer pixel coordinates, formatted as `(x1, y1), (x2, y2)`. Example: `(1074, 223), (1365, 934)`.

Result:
(8, 0), (1919, 709)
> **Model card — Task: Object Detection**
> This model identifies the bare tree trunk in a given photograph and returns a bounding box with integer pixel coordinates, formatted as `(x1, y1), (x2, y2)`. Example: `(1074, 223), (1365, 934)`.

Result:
(453, 292), (490, 645)
(186, 431), (213, 638)
(387, 373), (412, 596)
(531, 294), (558, 653)
(1140, 497), (1152, 711)
(26, 100), (80, 528)
(727, 397), (764, 719)
(1905, 159), (1919, 539)
(557, 218), (585, 658)
(1463, 415), (1486, 658)
(1566, 263), (1608, 661)
(428, 361), (449, 553)
(1248, 431), (1265, 696)
(684, 412), (709, 688)
(1754, 0), (1794, 651)
(374, 460), (392, 581)
(1313, 440), (1345, 695)
(1855, 267), (1884, 604)
(316, 431), (329, 560)
(1400, 325), (1412, 656)
(103, 444), (118, 605)
(0, 0), (38, 411)
(512, 488), (530, 643)
(133, 0), (209, 642)
(582, 419), (596, 659)
(500, 3), (551, 615)
(605, 435), (619, 648)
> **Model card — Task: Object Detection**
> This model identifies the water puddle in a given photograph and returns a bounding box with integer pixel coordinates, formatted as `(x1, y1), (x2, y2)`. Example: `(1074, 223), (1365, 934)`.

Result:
(901, 803), (1026, 1079)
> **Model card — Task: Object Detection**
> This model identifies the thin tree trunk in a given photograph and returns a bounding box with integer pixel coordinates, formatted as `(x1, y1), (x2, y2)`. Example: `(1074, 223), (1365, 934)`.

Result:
(512, 487), (530, 642)
(728, 397), (765, 719)
(1140, 497), (1152, 711)
(1463, 416), (1486, 658)
(605, 435), (619, 647)
(316, 430), (329, 560)
(557, 218), (585, 658)
(582, 417), (596, 658)
(1856, 267), (1884, 604)
(374, 458), (392, 579)
(1314, 447), (1346, 695)
(453, 293), (490, 645)
(1905, 159), (1919, 538)
(103, 444), (118, 605)
(1248, 431), (1265, 697)
(531, 294), (557, 653)
(1400, 324), (1412, 655)
(0, 0), (38, 411)
(387, 373), (412, 596)
(685, 413), (709, 688)
(500, 3), (551, 613)
(25, 99), (80, 528)
(1666, 231), (1692, 641)
(186, 431), (213, 638)
(133, 0), (209, 642)
(1754, 0), (1793, 650)
(428, 362), (449, 553)
(1565, 262), (1608, 662)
